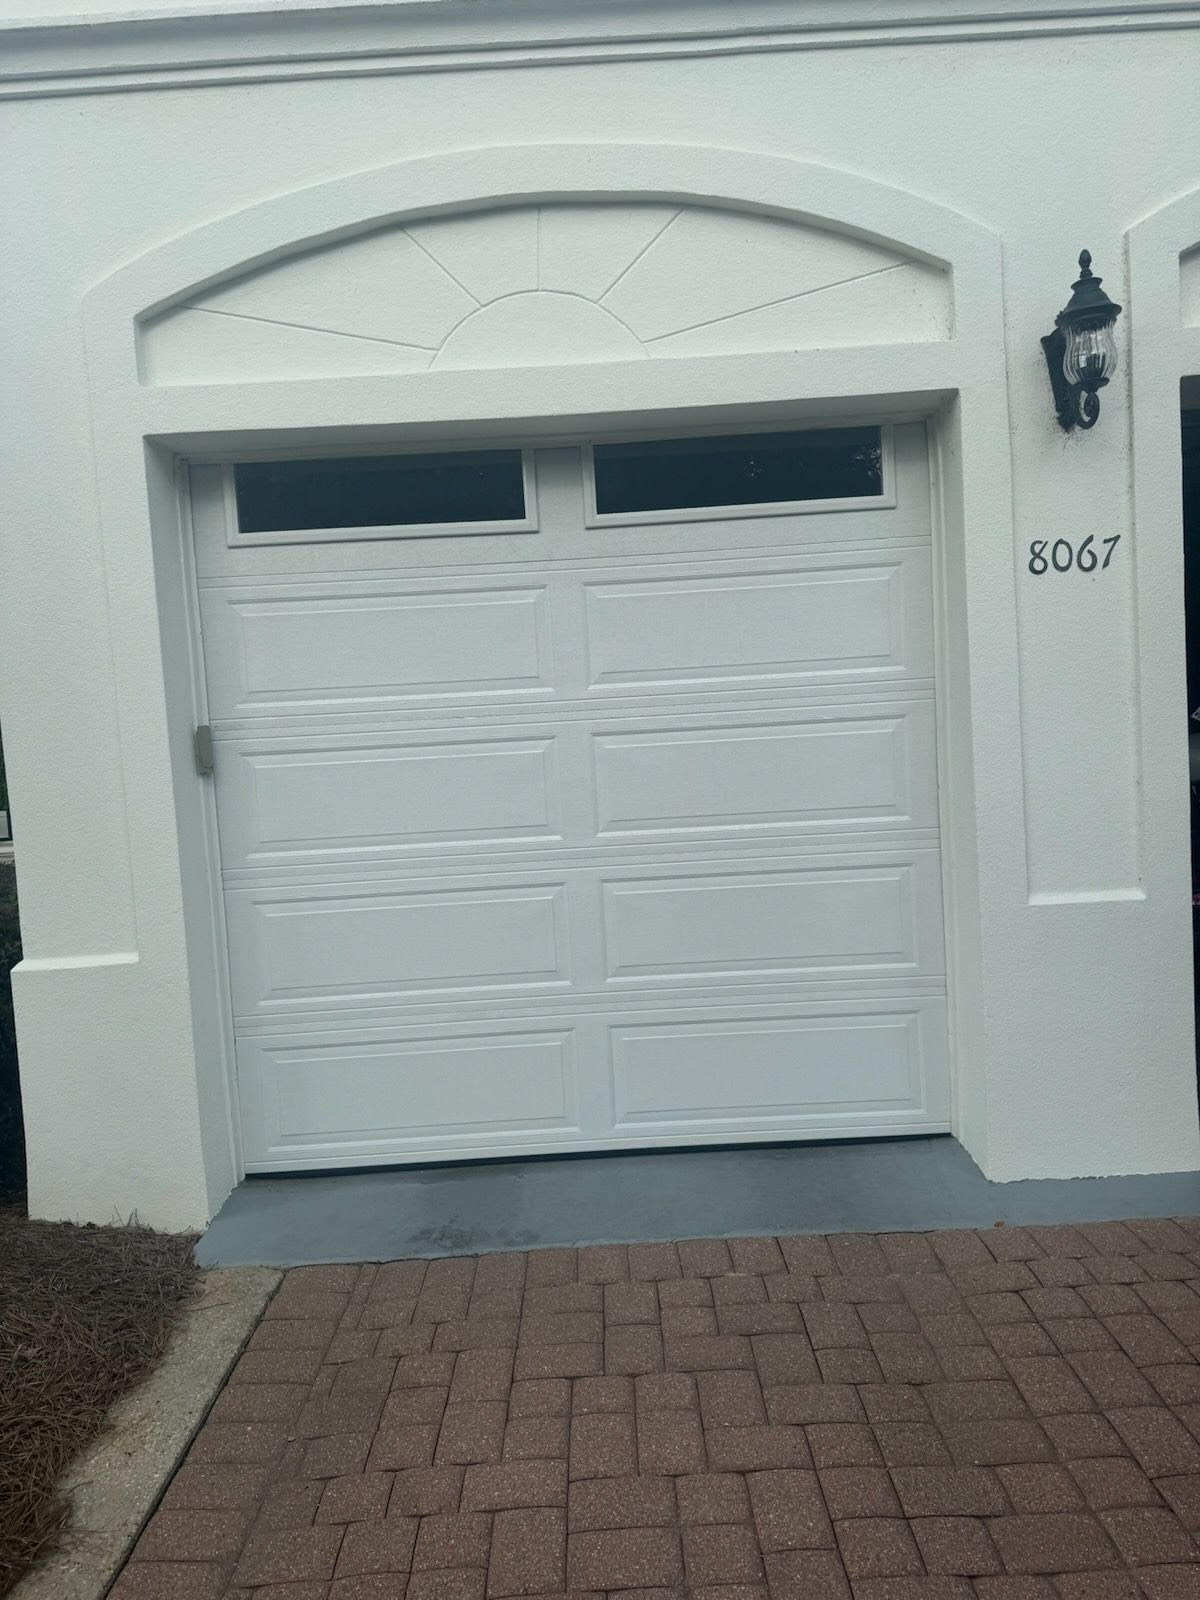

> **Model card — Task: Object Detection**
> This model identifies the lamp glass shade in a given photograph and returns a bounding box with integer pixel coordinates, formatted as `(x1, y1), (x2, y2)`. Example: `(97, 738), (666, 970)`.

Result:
(1062, 319), (1118, 388)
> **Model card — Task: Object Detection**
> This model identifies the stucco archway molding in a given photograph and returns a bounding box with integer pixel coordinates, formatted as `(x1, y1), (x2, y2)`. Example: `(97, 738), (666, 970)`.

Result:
(83, 143), (1005, 394)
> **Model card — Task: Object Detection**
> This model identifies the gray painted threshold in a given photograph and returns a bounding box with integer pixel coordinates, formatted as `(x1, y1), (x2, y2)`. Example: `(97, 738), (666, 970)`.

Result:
(197, 1136), (1200, 1267)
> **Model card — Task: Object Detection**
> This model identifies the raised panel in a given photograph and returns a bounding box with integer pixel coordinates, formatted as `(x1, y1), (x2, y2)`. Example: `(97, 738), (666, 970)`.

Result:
(200, 582), (552, 718)
(583, 554), (929, 692)
(241, 1026), (579, 1163)
(609, 1005), (943, 1128)
(217, 734), (560, 868)
(226, 881), (570, 1015)
(602, 856), (942, 982)
(592, 704), (936, 837)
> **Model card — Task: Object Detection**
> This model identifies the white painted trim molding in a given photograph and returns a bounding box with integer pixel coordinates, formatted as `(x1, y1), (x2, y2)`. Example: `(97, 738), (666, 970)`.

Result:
(3, 0), (1199, 98)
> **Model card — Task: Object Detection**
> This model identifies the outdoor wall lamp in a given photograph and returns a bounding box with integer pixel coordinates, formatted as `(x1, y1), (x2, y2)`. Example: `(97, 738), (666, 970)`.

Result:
(1041, 250), (1123, 431)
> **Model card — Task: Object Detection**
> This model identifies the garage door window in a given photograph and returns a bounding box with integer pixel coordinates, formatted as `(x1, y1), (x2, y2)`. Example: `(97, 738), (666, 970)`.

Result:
(229, 447), (534, 545)
(587, 425), (888, 524)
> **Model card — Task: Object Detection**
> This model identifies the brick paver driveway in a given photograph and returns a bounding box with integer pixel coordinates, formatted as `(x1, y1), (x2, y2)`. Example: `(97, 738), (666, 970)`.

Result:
(113, 1220), (1200, 1598)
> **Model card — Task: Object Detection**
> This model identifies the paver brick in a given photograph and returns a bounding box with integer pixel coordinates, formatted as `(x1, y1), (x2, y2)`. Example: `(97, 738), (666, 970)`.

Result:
(390, 1467), (466, 1515)
(452, 1349), (515, 1402)
(635, 1372), (697, 1410)
(1158, 1472), (1200, 1530)
(463, 1461), (569, 1511)
(569, 1412), (637, 1478)
(815, 1347), (885, 1383)
(747, 1467), (833, 1548)
(566, 1526), (682, 1589)
(888, 1466), (1008, 1517)
(937, 1345), (1007, 1381)
(873, 1422), (954, 1467)
(504, 1415), (570, 1460)
(992, 1463), (1082, 1513)
(1068, 1454), (1161, 1509)
(413, 1511), (494, 1568)
(317, 1473), (395, 1524)
(385, 1385), (451, 1426)
(509, 1379), (571, 1417)
(234, 1526), (346, 1586)
(678, 1239), (735, 1277)
(407, 1571), (489, 1600)
(605, 1282), (659, 1325)
(666, 1334), (754, 1372)
(1108, 1406), (1200, 1475)
(806, 1423), (883, 1468)
(762, 1547), (852, 1598)
(160, 1463), (269, 1511)
(697, 1370), (766, 1427)
(676, 1472), (751, 1525)
(188, 1421), (289, 1466)
(255, 1479), (325, 1530)
(984, 1512), (1118, 1572)
(132, 1508), (249, 1562)
(108, 1563), (229, 1599)
(1039, 1410), (1130, 1459)
(834, 1517), (923, 1577)
(682, 1523), (765, 1584)
(816, 1466), (900, 1521)
(514, 1343), (604, 1381)
(909, 1515), (1002, 1574)
(764, 1382), (862, 1424)
(1098, 1503), (1198, 1562)
(627, 1243), (683, 1281)
(705, 1425), (811, 1472)
(574, 1373), (633, 1412)
(578, 1243), (629, 1283)
(488, 1507), (567, 1597)
(637, 1408), (707, 1473)
(567, 1473), (675, 1530)
(335, 1516), (419, 1577)
(605, 1325), (664, 1374)
(938, 1419), (1055, 1466)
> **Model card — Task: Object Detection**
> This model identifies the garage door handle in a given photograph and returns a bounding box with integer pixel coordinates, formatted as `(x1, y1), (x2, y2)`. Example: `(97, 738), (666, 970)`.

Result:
(194, 724), (215, 777)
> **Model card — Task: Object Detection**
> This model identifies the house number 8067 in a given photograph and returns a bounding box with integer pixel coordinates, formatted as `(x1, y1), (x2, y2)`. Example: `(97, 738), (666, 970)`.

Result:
(1028, 535), (1120, 575)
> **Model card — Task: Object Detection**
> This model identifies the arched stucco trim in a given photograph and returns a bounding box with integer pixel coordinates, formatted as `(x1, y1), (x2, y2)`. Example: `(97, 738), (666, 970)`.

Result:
(83, 144), (1004, 391)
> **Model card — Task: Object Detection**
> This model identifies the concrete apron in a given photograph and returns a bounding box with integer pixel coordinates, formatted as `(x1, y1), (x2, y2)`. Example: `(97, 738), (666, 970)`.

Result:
(8, 1266), (280, 1600)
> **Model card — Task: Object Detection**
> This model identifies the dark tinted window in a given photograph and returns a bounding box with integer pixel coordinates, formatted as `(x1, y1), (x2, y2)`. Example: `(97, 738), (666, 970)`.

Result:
(234, 449), (526, 534)
(592, 427), (883, 516)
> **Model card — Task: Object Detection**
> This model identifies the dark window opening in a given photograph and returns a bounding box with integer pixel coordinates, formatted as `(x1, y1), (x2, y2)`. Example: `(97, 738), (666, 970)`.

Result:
(233, 449), (527, 535)
(591, 426), (884, 517)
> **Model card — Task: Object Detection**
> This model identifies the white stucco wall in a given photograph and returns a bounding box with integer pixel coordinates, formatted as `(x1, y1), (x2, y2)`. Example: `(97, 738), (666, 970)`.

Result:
(2, 0), (1199, 1227)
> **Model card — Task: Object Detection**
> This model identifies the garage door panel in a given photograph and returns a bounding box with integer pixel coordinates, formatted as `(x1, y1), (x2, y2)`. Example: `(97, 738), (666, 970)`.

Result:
(610, 1005), (943, 1128)
(200, 546), (932, 721)
(240, 1026), (582, 1164)
(582, 552), (931, 692)
(592, 703), (935, 838)
(235, 997), (948, 1167)
(200, 581), (555, 719)
(216, 733), (562, 868)
(214, 699), (935, 871)
(193, 431), (950, 1170)
(226, 881), (572, 1015)
(601, 854), (941, 984)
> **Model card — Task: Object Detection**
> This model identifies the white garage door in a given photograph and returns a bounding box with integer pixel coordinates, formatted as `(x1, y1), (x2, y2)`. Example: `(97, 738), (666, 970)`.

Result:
(189, 421), (949, 1171)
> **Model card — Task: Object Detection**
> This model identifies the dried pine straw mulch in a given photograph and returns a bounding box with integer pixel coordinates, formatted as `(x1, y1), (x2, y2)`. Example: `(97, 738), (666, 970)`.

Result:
(0, 1210), (199, 1595)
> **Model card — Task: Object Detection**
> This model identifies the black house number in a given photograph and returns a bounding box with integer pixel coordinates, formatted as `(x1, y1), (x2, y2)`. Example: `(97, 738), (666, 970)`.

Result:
(1028, 535), (1120, 575)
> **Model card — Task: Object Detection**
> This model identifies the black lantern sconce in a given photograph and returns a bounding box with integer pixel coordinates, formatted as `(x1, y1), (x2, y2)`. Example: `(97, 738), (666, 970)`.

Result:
(1041, 251), (1123, 431)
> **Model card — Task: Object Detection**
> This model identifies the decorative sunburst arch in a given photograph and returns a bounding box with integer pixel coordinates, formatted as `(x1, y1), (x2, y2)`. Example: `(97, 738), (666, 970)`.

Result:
(139, 198), (951, 384)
